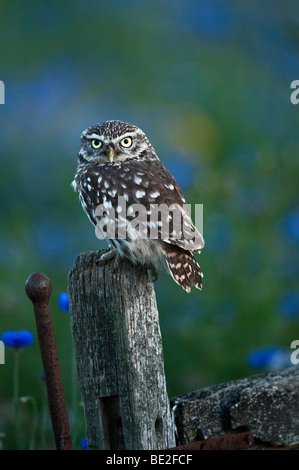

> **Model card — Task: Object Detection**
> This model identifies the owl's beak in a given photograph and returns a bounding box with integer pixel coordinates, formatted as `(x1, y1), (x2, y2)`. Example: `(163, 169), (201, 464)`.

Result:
(107, 146), (115, 163)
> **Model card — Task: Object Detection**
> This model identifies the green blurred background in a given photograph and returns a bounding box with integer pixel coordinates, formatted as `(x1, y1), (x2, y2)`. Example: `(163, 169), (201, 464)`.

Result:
(1, 0), (299, 449)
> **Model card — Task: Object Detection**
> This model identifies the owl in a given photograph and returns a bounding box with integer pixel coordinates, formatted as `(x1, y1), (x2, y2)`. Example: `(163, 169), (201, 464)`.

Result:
(72, 120), (204, 292)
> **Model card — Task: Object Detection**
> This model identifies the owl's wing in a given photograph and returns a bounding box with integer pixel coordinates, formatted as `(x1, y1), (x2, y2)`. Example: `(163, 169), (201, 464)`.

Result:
(163, 203), (204, 253)
(74, 158), (204, 253)
(128, 159), (204, 253)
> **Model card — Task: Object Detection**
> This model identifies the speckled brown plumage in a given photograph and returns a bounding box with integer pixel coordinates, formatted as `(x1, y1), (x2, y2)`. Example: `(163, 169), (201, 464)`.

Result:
(72, 120), (204, 292)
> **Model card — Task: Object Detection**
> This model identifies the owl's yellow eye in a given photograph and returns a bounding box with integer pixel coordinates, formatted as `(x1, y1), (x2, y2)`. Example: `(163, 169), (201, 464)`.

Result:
(91, 139), (103, 149)
(120, 137), (132, 148)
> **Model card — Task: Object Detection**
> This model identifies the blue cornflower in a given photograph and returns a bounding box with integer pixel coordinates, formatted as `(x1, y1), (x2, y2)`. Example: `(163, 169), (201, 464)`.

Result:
(1, 330), (34, 348)
(177, 0), (233, 39)
(246, 346), (289, 370)
(281, 210), (299, 244)
(279, 291), (299, 319)
(58, 292), (69, 312)
(81, 437), (88, 450)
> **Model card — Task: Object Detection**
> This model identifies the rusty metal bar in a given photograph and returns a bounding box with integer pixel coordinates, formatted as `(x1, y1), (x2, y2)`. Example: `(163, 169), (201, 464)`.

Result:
(25, 272), (72, 450)
(172, 431), (254, 450)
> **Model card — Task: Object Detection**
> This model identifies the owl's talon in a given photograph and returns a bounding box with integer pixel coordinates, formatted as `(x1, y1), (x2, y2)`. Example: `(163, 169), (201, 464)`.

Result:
(148, 266), (158, 283)
(148, 273), (158, 283)
(96, 248), (118, 265)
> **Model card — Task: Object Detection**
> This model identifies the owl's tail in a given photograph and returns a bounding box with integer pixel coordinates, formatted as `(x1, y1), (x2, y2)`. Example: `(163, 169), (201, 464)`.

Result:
(162, 244), (203, 293)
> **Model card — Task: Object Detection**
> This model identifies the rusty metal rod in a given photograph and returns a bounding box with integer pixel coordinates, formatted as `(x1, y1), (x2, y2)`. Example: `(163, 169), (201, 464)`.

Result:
(25, 272), (72, 450)
(171, 431), (254, 450)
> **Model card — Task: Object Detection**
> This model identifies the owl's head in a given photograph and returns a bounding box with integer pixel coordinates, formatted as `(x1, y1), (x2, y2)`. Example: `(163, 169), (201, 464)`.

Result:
(78, 120), (155, 165)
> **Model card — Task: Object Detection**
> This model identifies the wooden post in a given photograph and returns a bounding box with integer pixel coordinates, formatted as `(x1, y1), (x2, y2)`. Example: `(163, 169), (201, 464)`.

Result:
(68, 250), (176, 450)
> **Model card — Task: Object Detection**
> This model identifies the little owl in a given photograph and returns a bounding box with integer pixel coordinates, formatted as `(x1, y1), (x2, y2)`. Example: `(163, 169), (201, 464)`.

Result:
(72, 120), (204, 292)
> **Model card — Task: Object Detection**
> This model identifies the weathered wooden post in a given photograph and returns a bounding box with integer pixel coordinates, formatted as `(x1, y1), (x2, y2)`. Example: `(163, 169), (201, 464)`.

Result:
(68, 249), (176, 450)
